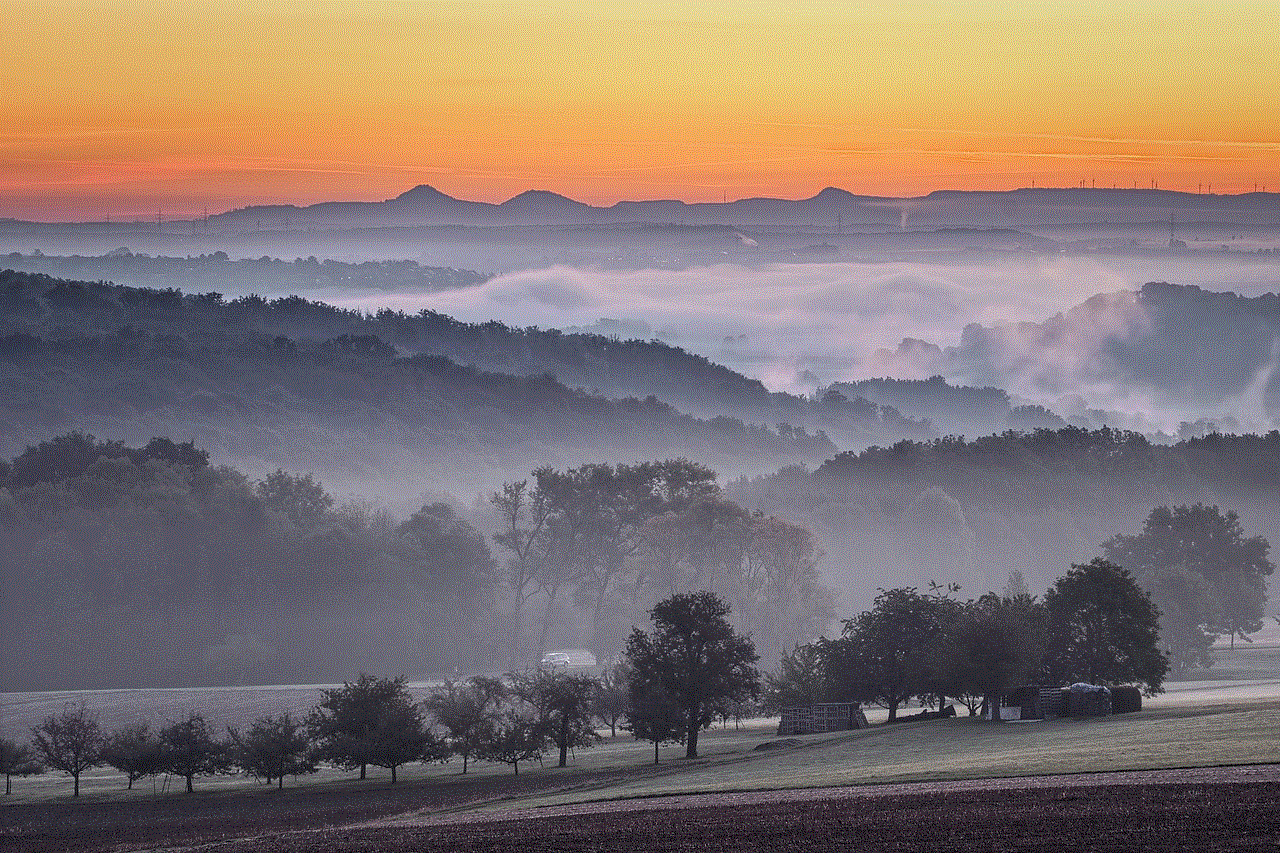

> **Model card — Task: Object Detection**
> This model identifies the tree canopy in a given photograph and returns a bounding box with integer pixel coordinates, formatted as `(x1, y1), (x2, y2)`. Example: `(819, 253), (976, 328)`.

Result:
(624, 591), (759, 758)
(30, 706), (102, 797)
(1042, 559), (1169, 695)
(1104, 504), (1273, 669)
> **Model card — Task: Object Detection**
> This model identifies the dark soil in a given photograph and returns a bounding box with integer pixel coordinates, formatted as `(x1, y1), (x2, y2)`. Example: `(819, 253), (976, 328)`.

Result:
(5, 769), (1278, 852)
(198, 780), (1280, 853)
(0, 767), (638, 853)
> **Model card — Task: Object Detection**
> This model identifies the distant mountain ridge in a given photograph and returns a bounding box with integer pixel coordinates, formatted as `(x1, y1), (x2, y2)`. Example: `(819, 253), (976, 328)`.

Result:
(198, 185), (1280, 231)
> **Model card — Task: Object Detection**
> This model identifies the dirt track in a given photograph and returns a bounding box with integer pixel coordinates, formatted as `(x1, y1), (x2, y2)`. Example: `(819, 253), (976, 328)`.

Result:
(8, 765), (1277, 852)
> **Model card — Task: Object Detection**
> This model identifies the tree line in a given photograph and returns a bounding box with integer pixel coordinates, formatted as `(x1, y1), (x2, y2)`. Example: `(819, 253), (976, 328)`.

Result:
(489, 460), (834, 668)
(0, 435), (830, 689)
(763, 500), (1274, 720)
(2, 591), (762, 796)
(3, 557), (1194, 800)
(766, 559), (1169, 723)
(3, 431), (1270, 692)
(728, 427), (1278, 640)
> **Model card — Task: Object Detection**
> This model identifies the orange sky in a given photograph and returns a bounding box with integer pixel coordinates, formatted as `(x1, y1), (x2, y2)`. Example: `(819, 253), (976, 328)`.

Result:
(3, 0), (1278, 220)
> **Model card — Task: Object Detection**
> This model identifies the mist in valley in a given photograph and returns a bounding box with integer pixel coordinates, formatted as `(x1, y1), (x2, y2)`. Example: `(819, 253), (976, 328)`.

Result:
(1, 193), (1277, 693)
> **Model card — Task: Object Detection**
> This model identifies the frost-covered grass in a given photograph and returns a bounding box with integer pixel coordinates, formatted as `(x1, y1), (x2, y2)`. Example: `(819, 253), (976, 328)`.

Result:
(457, 697), (1280, 813)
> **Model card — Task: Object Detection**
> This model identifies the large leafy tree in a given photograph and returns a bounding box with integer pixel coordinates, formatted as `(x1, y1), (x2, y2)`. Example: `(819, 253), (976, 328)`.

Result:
(1042, 558), (1169, 695)
(824, 588), (950, 721)
(534, 459), (720, 660)
(625, 685), (686, 765)
(394, 503), (496, 671)
(1104, 505), (1274, 668)
(950, 593), (1048, 722)
(624, 591), (759, 758)
(309, 673), (416, 780)
(30, 706), (103, 797)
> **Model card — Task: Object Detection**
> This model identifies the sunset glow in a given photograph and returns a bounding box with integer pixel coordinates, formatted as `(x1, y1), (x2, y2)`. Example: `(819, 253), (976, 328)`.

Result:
(4, 0), (1278, 220)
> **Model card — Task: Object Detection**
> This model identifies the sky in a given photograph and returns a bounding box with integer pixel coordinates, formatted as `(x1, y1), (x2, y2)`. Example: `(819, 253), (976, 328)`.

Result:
(3, 0), (1279, 220)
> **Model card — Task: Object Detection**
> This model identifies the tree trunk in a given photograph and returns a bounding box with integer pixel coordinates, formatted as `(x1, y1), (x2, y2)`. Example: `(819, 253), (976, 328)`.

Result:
(391, 765), (397, 784)
(73, 772), (80, 797)
(509, 600), (525, 671)
(887, 700), (898, 722)
(185, 775), (193, 793)
(463, 753), (469, 774)
(686, 702), (700, 758)
(360, 763), (367, 780)
(127, 776), (133, 790)
(654, 740), (659, 764)
(988, 693), (1002, 723)
(6, 774), (11, 795)
(513, 760), (519, 776)
(589, 571), (613, 653)
(536, 584), (561, 664)
(558, 715), (569, 767)
(278, 775), (283, 789)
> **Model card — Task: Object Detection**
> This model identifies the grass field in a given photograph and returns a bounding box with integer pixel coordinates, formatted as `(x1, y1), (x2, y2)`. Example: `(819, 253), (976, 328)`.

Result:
(3, 642), (1279, 809)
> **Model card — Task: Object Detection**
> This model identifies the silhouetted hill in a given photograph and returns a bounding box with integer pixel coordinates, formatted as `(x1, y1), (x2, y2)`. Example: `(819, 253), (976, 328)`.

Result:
(3, 249), (488, 294)
(0, 269), (933, 456)
(191, 185), (1280, 231)
(2, 271), (917, 496)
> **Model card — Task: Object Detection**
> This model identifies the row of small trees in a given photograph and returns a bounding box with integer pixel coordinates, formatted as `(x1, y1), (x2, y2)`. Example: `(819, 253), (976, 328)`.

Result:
(2, 711), (246, 797)
(765, 559), (1171, 722)
(1, 591), (765, 797)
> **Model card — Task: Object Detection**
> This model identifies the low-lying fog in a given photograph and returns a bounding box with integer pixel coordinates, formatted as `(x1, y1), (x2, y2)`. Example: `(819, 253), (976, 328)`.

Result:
(321, 255), (1280, 432)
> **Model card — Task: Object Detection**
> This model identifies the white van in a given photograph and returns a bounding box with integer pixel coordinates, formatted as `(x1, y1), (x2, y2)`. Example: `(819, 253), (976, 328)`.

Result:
(539, 649), (598, 669)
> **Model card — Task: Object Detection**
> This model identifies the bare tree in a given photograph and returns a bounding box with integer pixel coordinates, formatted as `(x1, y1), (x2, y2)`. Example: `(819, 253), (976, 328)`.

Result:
(30, 705), (103, 796)
(101, 724), (164, 790)
(423, 677), (504, 773)
(0, 738), (43, 795)
(227, 713), (316, 788)
(491, 481), (551, 669)
(158, 713), (230, 793)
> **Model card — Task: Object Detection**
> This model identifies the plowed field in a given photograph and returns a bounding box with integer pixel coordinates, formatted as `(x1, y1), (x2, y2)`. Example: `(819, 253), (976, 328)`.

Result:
(6, 766), (1278, 852)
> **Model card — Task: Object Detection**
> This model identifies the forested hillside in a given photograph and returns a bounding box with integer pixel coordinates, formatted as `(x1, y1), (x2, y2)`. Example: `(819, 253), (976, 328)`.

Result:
(727, 428), (1280, 612)
(0, 269), (931, 471)
(0, 270), (867, 496)
(0, 436), (832, 690)
(0, 434), (501, 688)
